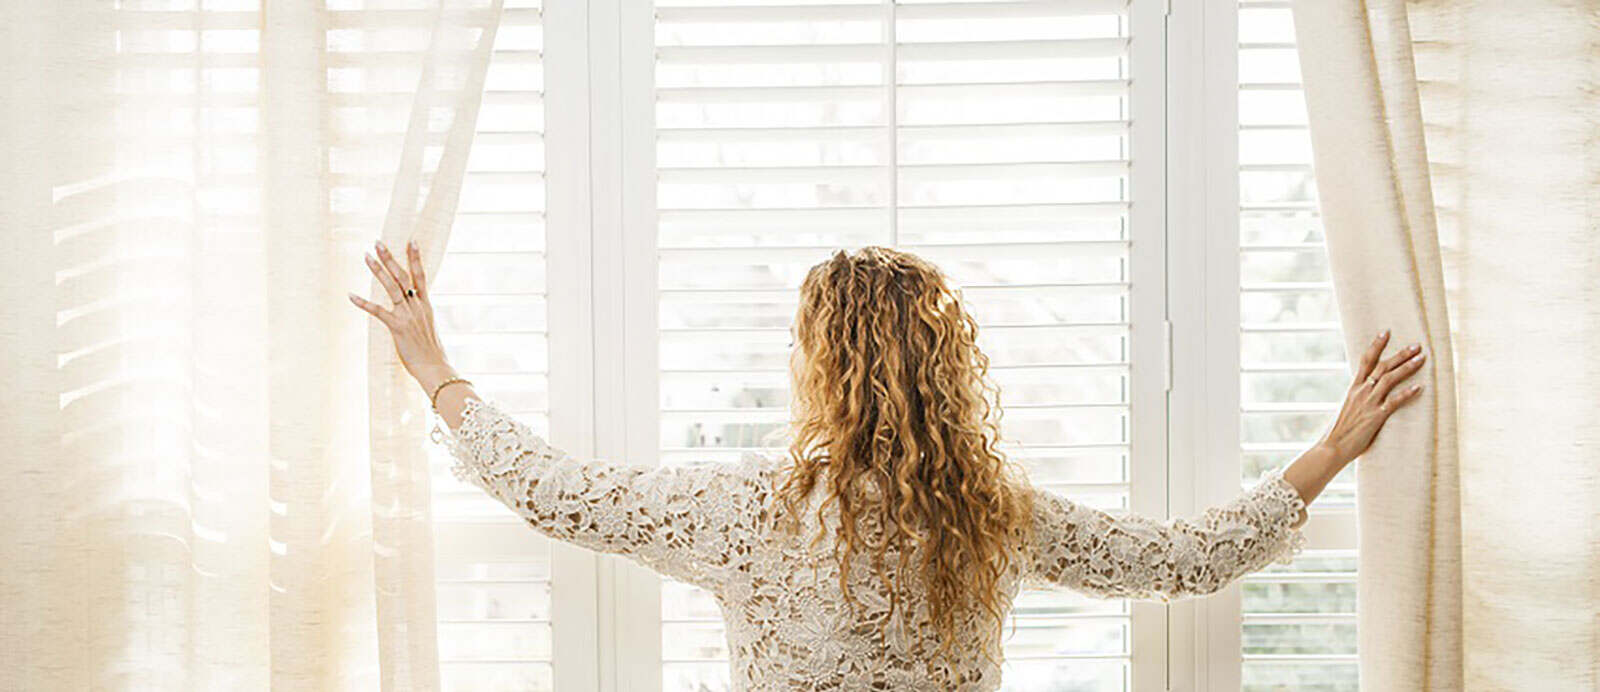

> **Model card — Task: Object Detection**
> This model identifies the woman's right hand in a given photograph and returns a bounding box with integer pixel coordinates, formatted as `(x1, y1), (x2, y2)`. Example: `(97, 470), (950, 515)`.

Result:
(1315, 329), (1428, 464)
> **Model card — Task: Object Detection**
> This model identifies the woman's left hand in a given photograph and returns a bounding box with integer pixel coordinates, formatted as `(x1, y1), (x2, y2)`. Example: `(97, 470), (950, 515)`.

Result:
(348, 238), (458, 393)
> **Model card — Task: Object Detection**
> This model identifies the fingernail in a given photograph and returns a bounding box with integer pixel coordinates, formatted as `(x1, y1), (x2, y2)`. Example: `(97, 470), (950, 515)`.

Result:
(364, 252), (374, 263)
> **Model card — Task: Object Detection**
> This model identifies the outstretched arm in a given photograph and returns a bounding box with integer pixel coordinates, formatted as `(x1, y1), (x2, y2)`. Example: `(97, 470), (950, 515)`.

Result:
(348, 237), (753, 588)
(1025, 327), (1429, 600)
(1022, 464), (1310, 601)
(431, 394), (751, 588)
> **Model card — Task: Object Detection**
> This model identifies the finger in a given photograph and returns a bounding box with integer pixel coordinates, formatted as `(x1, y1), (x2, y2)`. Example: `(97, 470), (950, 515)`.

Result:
(1375, 348), (1427, 399)
(1374, 341), (1422, 379)
(1380, 382), (1424, 417)
(348, 292), (399, 329)
(375, 239), (413, 293)
(406, 238), (428, 298)
(1354, 329), (1390, 382)
(365, 252), (405, 304)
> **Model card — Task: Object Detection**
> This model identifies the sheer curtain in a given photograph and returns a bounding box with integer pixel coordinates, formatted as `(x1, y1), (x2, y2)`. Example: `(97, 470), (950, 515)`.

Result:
(0, 1), (500, 688)
(1289, 1), (1599, 689)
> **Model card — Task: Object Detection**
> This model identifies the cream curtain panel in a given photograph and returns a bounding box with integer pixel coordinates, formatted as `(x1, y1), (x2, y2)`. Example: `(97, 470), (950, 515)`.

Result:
(1290, 1), (1599, 690)
(0, 1), (501, 688)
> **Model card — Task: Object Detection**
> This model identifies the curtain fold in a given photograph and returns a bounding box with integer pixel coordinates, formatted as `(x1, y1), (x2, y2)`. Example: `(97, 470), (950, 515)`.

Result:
(0, 1), (500, 688)
(1290, 1), (1600, 689)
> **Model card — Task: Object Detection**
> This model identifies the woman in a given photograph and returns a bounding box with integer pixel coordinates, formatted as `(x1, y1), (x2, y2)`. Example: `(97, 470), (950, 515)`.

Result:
(350, 240), (1426, 690)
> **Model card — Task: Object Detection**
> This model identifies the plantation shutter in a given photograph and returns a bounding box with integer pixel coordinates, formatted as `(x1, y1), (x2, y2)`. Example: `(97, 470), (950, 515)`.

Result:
(648, 1), (1167, 689)
(1236, 2), (1359, 689)
(420, 2), (561, 689)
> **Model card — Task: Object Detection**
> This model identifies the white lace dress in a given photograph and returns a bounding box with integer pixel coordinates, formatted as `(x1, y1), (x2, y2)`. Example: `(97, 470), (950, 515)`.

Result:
(434, 397), (1309, 691)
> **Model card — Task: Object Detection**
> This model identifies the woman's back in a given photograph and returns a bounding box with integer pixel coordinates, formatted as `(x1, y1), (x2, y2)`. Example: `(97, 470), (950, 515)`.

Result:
(438, 396), (1310, 691)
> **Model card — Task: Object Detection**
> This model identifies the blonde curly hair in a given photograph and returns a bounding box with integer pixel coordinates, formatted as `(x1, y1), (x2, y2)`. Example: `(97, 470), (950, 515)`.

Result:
(774, 246), (1035, 669)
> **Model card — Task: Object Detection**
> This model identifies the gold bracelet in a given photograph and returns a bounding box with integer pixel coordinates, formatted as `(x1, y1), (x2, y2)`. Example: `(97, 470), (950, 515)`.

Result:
(429, 375), (473, 413)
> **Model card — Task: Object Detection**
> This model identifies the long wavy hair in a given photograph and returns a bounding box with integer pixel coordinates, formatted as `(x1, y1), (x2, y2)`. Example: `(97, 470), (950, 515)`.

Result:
(774, 246), (1035, 668)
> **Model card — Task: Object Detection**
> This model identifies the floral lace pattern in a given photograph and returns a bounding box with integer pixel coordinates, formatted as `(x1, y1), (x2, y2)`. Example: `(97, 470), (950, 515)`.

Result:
(435, 397), (1309, 691)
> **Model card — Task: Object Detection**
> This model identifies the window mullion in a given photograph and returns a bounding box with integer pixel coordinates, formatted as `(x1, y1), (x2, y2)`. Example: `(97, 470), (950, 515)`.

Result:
(544, 1), (603, 690)
(1128, 0), (1172, 690)
(606, 0), (665, 690)
(1165, 0), (1245, 689)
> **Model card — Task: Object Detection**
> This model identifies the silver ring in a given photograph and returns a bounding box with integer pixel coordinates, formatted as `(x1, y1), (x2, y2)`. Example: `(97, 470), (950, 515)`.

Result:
(1366, 375), (1379, 387)
(405, 288), (416, 300)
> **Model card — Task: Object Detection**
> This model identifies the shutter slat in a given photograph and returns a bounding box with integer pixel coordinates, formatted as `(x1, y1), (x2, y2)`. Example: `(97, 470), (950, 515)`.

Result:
(899, 79), (1129, 99)
(331, 7), (540, 28)
(660, 121), (1130, 143)
(658, 125), (882, 142)
(657, 0), (1127, 24)
(657, 84), (880, 103)
(899, 37), (1128, 61)
(659, 161), (1125, 185)
(1240, 280), (1333, 291)
(899, 202), (1128, 227)
(657, 37), (1126, 65)
(1240, 83), (1303, 94)
(659, 243), (1128, 263)
(900, 120), (1129, 140)
(657, 80), (1126, 104)
(658, 165), (881, 184)
(1240, 402), (1340, 413)
(656, 4), (881, 23)
(897, 0), (1129, 20)
(332, 171), (543, 187)
(1240, 362), (1346, 373)
(1239, 322), (1340, 333)
(332, 49), (540, 67)
(333, 90), (543, 107)
(900, 160), (1129, 181)
(660, 207), (883, 233)
(1240, 655), (1359, 662)
(657, 43), (882, 64)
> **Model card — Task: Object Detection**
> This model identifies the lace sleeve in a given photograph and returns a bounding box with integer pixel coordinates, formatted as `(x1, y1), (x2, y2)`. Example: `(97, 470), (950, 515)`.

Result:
(1022, 465), (1308, 602)
(431, 396), (753, 589)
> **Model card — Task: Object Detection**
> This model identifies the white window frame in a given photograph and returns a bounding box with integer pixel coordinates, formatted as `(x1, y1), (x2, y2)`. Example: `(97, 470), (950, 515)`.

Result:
(542, 2), (602, 689)
(522, 1), (1358, 689)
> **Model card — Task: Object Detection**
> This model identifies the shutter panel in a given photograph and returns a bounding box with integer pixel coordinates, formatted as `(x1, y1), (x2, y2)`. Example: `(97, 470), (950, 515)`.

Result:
(654, 1), (1144, 689)
(421, 2), (556, 689)
(1236, 2), (1358, 690)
